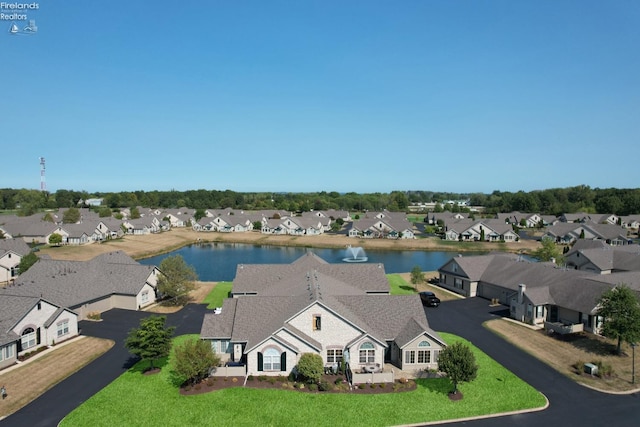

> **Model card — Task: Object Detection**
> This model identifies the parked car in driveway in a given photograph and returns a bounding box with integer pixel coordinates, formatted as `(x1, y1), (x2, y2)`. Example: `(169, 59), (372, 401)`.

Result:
(419, 291), (441, 307)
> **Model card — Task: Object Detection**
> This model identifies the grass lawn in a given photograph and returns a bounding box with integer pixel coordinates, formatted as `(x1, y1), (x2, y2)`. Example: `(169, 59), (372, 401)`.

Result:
(387, 274), (418, 295)
(485, 318), (640, 393)
(0, 337), (114, 418)
(202, 282), (233, 308)
(61, 334), (546, 427)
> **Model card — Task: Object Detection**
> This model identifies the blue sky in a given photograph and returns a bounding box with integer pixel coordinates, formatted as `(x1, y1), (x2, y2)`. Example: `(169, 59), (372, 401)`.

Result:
(2, 1), (639, 194)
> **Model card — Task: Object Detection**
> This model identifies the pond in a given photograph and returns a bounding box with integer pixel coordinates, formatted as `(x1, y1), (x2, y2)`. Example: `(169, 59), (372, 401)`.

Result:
(139, 242), (485, 281)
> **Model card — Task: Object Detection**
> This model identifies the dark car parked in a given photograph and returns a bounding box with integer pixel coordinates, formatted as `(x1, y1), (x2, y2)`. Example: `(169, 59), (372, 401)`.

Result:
(419, 291), (441, 307)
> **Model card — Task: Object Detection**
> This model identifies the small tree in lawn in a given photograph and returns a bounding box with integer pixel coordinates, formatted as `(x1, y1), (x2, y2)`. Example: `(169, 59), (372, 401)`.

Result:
(296, 353), (324, 384)
(438, 342), (478, 396)
(172, 337), (220, 386)
(48, 233), (63, 246)
(596, 284), (640, 356)
(125, 315), (175, 371)
(158, 255), (198, 306)
(410, 266), (425, 290)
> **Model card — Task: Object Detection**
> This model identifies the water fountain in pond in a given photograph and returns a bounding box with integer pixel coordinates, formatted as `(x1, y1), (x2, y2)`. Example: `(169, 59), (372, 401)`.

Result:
(343, 246), (368, 263)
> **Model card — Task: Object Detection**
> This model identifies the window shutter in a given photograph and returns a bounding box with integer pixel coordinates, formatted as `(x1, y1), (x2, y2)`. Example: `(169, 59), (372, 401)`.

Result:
(36, 328), (41, 345)
(17, 339), (22, 353)
(257, 352), (263, 371)
(280, 352), (286, 372)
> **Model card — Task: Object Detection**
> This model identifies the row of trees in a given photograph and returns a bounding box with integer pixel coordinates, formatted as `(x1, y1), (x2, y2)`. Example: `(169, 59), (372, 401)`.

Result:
(4, 185), (640, 216)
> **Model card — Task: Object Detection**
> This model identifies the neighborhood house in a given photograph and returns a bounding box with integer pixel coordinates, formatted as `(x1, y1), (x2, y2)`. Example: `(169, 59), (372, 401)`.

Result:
(200, 253), (445, 382)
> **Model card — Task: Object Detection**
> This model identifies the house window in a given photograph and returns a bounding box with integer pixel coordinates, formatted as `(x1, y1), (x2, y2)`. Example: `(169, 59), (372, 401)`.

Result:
(417, 350), (431, 364)
(263, 348), (281, 371)
(313, 315), (321, 331)
(418, 340), (431, 348)
(327, 348), (343, 364)
(359, 342), (375, 364)
(21, 328), (37, 350)
(404, 350), (415, 364)
(141, 290), (149, 304)
(454, 278), (463, 289)
(535, 306), (544, 318)
(0, 345), (13, 361)
(57, 320), (69, 338)
(211, 340), (231, 354)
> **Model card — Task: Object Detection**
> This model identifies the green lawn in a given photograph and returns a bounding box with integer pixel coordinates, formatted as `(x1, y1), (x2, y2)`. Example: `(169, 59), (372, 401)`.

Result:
(202, 282), (233, 308)
(387, 274), (417, 295)
(61, 334), (546, 427)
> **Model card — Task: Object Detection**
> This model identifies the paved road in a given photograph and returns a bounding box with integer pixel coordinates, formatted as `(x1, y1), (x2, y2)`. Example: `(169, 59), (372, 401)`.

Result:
(1, 304), (209, 427)
(2, 300), (639, 426)
(426, 298), (640, 427)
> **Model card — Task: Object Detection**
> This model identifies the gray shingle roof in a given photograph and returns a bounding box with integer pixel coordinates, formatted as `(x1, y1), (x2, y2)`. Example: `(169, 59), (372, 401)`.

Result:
(1, 251), (155, 309)
(202, 253), (441, 354)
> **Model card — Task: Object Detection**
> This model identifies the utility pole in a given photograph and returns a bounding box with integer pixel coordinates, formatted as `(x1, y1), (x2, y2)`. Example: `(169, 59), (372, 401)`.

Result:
(40, 157), (46, 192)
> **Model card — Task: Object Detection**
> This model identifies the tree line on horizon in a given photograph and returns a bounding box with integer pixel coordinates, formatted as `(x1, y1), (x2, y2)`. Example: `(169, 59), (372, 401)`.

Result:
(2, 185), (640, 217)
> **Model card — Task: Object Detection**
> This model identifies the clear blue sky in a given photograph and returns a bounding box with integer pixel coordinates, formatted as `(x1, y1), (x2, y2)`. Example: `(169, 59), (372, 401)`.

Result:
(2, 1), (639, 194)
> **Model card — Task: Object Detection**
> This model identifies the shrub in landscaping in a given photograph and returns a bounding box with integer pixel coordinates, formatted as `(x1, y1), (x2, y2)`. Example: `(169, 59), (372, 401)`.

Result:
(318, 380), (330, 391)
(247, 375), (254, 381)
(593, 360), (614, 378)
(334, 378), (343, 385)
(172, 337), (220, 386)
(296, 353), (324, 383)
(258, 375), (267, 382)
(572, 360), (585, 373)
(308, 383), (318, 391)
(268, 377), (277, 384)
(358, 383), (365, 390)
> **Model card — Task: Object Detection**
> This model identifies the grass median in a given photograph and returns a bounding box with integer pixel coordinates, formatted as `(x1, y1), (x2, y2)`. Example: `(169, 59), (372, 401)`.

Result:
(60, 333), (546, 427)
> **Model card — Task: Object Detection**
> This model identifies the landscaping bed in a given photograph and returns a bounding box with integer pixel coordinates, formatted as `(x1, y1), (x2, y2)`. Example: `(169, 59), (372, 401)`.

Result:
(180, 374), (416, 395)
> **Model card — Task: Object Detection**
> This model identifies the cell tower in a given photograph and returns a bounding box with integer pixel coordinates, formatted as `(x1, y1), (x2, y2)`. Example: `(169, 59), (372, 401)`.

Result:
(40, 157), (46, 192)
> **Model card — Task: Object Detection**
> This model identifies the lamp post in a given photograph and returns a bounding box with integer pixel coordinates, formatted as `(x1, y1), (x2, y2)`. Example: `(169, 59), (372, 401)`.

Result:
(632, 342), (637, 385)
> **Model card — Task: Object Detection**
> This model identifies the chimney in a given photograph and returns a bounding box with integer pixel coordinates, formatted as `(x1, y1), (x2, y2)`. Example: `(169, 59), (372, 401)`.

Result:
(518, 284), (526, 304)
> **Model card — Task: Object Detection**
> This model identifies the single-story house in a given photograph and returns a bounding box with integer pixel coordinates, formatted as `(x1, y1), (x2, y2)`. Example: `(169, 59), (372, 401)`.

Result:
(437, 252), (640, 335)
(0, 295), (78, 371)
(200, 253), (445, 382)
(2, 251), (160, 320)
(0, 239), (31, 283)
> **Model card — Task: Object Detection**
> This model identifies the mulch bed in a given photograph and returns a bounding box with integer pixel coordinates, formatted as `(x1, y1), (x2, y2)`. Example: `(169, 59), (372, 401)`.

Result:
(180, 374), (417, 396)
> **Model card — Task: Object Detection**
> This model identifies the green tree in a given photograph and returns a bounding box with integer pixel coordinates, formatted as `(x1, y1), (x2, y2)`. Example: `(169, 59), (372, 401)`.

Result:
(18, 252), (38, 274)
(42, 212), (55, 222)
(172, 337), (220, 386)
(596, 285), (640, 356)
(531, 238), (565, 264)
(194, 209), (206, 222)
(252, 221), (262, 230)
(130, 207), (141, 219)
(296, 353), (324, 383)
(48, 233), (63, 246)
(125, 315), (175, 370)
(410, 266), (425, 289)
(62, 207), (81, 224)
(98, 207), (112, 217)
(158, 255), (198, 305)
(438, 342), (478, 395)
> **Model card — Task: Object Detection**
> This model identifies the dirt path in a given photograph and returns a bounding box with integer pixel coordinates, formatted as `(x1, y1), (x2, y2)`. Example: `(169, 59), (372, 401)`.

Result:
(39, 228), (541, 262)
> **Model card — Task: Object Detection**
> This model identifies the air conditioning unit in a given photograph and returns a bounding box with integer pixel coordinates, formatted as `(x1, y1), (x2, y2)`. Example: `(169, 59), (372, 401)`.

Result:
(584, 363), (598, 376)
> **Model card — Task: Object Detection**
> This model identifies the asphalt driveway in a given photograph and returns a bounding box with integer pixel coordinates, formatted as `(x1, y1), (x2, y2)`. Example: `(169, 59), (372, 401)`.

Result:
(2, 299), (639, 427)
(425, 298), (640, 426)
(0, 304), (209, 427)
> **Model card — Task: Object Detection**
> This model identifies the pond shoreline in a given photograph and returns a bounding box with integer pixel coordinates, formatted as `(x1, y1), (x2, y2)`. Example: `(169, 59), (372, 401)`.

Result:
(38, 228), (541, 262)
